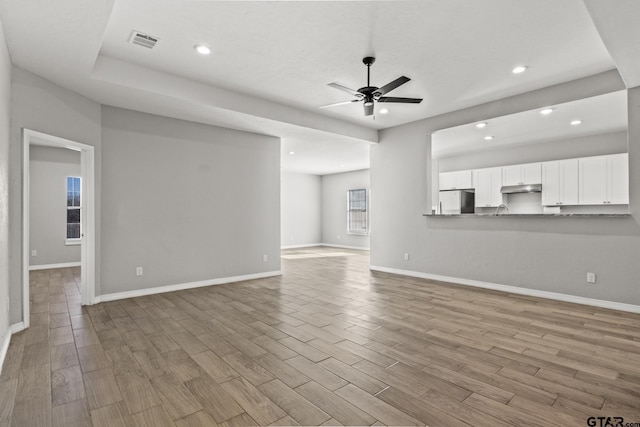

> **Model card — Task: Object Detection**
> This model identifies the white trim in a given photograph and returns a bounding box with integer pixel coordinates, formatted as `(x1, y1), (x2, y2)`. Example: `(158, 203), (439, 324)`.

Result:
(65, 239), (81, 246)
(281, 244), (323, 249)
(96, 270), (282, 303)
(0, 329), (11, 374)
(23, 129), (97, 332)
(29, 262), (81, 271)
(0, 323), (26, 374)
(370, 265), (640, 314)
(22, 134), (29, 328)
(10, 322), (26, 334)
(320, 243), (370, 251)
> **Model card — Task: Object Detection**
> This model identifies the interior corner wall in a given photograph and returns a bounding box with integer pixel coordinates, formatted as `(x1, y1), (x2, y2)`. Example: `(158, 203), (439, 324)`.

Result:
(100, 106), (281, 295)
(29, 146), (81, 267)
(9, 67), (102, 324)
(322, 169), (370, 249)
(0, 20), (12, 350)
(371, 70), (640, 306)
(281, 172), (322, 248)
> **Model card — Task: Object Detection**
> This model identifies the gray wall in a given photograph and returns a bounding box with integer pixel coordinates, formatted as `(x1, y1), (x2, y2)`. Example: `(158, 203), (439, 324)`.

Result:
(322, 169), (370, 249)
(101, 106), (281, 295)
(29, 146), (81, 267)
(371, 70), (640, 306)
(9, 67), (102, 323)
(438, 131), (628, 172)
(0, 21), (11, 350)
(281, 172), (322, 248)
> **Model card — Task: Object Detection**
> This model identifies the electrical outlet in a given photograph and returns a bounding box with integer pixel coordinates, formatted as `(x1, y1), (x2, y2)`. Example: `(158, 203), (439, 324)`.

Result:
(263, 254), (268, 262)
(587, 272), (596, 283)
(136, 267), (143, 276)
(31, 250), (37, 257)
(404, 253), (410, 261)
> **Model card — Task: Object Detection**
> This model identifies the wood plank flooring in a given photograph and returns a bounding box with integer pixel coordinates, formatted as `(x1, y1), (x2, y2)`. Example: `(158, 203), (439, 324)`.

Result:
(1, 247), (640, 426)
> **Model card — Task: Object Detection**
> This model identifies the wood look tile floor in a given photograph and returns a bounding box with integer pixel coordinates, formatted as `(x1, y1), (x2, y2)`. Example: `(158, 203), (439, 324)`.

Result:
(1, 247), (640, 426)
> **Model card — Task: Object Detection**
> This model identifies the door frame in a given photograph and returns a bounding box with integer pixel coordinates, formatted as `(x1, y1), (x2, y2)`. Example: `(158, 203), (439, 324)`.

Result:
(22, 129), (96, 328)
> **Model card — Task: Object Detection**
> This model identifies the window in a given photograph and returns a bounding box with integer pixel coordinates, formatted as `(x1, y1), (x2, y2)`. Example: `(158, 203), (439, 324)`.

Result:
(347, 188), (368, 234)
(66, 176), (81, 240)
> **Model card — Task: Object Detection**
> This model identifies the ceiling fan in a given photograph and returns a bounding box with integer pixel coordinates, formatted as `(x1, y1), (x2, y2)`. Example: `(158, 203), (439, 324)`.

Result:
(321, 57), (423, 116)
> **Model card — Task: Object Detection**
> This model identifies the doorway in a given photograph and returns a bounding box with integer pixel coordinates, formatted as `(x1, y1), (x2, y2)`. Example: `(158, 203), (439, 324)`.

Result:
(22, 129), (96, 329)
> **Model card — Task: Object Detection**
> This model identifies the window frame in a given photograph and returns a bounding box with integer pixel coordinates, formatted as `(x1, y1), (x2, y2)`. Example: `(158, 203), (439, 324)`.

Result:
(66, 176), (82, 244)
(346, 188), (369, 235)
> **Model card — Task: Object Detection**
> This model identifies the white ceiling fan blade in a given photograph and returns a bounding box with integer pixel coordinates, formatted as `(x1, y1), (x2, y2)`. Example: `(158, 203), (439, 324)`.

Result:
(328, 82), (364, 98)
(319, 99), (360, 109)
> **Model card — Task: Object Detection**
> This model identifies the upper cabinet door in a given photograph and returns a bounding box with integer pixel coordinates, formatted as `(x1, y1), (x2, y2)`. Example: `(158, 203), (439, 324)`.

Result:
(439, 172), (456, 190)
(560, 159), (579, 205)
(543, 159), (579, 206)
(579, 155), (608, 205)
(454, 170), (473, 189)
(541, 161), (560, 205)
(502, 163), (541, 186)
(608, 153), (629, 204)
(439, 170), (473, 190)
(522, 163), (542, 185)
(502, 165), (522, 186)
(474, 167), (502, 207)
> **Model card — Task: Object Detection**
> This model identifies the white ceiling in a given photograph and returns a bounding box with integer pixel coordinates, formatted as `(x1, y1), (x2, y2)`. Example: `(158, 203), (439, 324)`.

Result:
(432, 90), (628, 158)
(0, 0), (639, 175)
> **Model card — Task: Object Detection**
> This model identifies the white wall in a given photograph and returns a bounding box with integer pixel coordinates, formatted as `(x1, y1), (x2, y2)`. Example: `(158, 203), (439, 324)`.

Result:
(322, 170), (370, 249)
(29, 146), (81, 267)
(9, 67), (102, 323)
(281, 172), (322, 248)
(371, 70), (640, 306)
(0, 20), (12, 357)
(101, 106), (281, 295)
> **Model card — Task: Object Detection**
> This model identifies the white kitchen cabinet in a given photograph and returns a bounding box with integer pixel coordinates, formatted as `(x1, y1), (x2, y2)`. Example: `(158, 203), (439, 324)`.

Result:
(502, 162), (542, 186)
(578, 153), (628, 205)
(541, 159), (578, 206)
(439, 170), (473, 190)
(473, 167), (503, 207)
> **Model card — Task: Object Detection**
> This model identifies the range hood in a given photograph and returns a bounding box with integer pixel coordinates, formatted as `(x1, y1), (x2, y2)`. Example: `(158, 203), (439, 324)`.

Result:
(500, 184), (542, 194)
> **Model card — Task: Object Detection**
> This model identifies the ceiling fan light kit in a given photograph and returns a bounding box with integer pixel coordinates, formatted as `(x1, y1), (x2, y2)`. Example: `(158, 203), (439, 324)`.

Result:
(322, 56), (423, 116)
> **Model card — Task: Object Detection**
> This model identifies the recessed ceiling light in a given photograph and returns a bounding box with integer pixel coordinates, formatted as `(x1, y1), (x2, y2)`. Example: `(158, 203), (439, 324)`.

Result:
(540, 108), (554, 115)
(512, 65), (528, 74)
(340, 164), (345, 167)
(570, 120), (582, 126)
(475, 122), (487, 129)
(379, 108), (389, 114)
(484, 136), (494, 140)
(194, 45), (211, 55)
(288, 151), (295, 155)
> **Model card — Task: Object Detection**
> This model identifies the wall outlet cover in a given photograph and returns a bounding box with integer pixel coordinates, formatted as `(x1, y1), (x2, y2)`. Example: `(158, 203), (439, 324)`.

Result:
(587, 272), (596, 283)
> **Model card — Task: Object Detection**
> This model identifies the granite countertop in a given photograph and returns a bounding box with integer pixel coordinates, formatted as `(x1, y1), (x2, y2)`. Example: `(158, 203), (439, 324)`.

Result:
(423, 213), (631, 217)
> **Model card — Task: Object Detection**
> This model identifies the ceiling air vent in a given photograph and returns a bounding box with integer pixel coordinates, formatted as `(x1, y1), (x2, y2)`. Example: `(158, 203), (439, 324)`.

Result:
(129, 31), (159, 49)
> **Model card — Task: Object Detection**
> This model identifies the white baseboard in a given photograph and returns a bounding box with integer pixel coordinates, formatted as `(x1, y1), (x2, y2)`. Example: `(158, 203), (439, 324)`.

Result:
(370, 265), (640, 314)
(10, 322), (26, 334)
(320, 243), (370, 251)
(0, 329), (11, 375)
(96, 270), (282, 303)
(281, 244), (323, 249)
(0, 322), (26, 375)
(29, 262), (81, 271)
